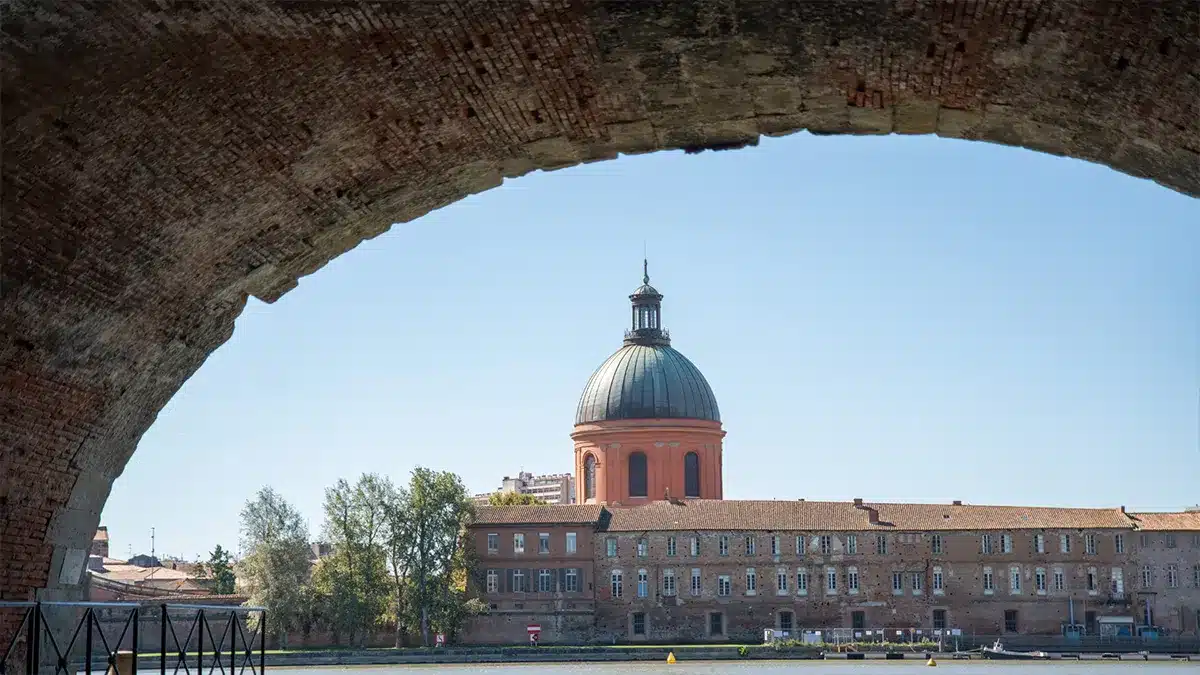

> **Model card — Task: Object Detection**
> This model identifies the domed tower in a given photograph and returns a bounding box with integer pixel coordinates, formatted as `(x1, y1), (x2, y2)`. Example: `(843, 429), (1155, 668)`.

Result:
(573, 261), (725, 505)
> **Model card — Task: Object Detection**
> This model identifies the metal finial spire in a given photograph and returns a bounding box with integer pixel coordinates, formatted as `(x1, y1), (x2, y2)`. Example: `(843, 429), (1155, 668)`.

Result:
(643, 258), (649, 285)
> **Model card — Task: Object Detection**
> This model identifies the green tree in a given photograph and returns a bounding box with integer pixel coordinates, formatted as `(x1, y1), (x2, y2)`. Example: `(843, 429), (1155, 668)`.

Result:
(398, 468), (476, 646)
(239, 486), (312, 649)
(317, 474), (392, 646)
(487, 491), (547, 506)
(206, 545), (237, 595)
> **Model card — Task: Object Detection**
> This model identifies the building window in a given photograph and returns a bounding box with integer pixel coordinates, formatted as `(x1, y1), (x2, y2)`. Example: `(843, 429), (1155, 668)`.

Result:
(1035, 568), (1046, 594)
(1139, 533), (1149, 548)
(1141, 565), (1153, 588)
(513, 569), (526, 593)
(606, 537), (617, 557)
(637, 538), (648, 557)
(746, 568), (757, 595)
(690, 537), (700, 556)
(1086, 568), (1097, 593)
(632, 612), (646, 636)
(1167, 564), (1178, 589)
(932, 609), (947, 631)
(1060, 534), (1071, 554)
(691, 568), (701, 596)
(745, 536), (756, 555)
(983, 567), (994, 594)
(719, 535), (729, 556)
(912, 572), (923, 594)
(637, 569), (648, 597)
(1001, 534), (1013, 554)
(981, 534), (993, 555)
(628, 451), (648, 497)
(820, 535), (832, 555)
(565, 568), (579, 592)
(709, 612), (724, 636)
(684, 452), (700, 498)
(796, 535), (807, 555)
(717, 575), (731, 597)
(846, 534), (858, 554)
(514, 533), (525, 554)
(487, 533), (499, 554)
(876, 534), (888, 555)
(933, 567), (944, 594)
(779, 610), (794, 633)
(1009, 567), (1021, 594)
(611, 570), (623, 598)
(486, 569), (498, 593)
(931, 534), (943, 555)
(892, 571), (903, 594)
(539, 568), (553, 592)
(796, 568), (808, 595)
(1034, 534), (1045, 554)
(566, 532), (577, 554)
(1111, 567), (1124, 594)
(1114, 534), (1125, 554)
(666, 536), (676, 557)
(539, 533), (550, 554)
(1053, 568), (1065, 592)
(1192, 534), (1200, 550)
(1085, 534), (1097, 555)
(771, 535), (781, 556)
(663, 569), (676, 596)
(851, 610), (866, 630)
(583, 454), (596, 500)
(826, 567), (837, 594)
(848, 567), (859, 594)
(1166, 534), (1177, 548)
(1004, 610), (1018, 633)
(777, 568), (789, 595)
(1193, 564), (1200, 587)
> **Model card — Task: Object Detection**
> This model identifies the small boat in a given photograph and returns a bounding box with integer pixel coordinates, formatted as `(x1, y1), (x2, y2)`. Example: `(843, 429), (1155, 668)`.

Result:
(980, 640), (1051, 660)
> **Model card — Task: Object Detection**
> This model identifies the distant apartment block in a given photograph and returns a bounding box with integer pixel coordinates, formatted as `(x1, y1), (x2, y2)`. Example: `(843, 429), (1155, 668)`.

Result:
(474, 471), (576, 505)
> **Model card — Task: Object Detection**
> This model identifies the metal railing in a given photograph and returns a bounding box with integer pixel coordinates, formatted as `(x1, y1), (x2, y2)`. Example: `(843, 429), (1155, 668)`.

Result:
(0, 601), (266, 675)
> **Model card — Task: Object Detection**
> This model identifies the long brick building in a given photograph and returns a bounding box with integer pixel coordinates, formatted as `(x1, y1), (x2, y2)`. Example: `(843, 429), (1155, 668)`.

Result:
(467, 500), (1200, 644)
(463, 265), (1200, 644)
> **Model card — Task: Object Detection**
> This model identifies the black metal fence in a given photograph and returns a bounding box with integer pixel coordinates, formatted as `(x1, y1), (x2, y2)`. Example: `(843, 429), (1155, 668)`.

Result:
(0, 602), (266, 675)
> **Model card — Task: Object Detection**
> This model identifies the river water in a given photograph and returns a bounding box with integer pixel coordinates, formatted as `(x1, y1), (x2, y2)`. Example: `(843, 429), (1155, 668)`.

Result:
(273, 663), (1197, 674)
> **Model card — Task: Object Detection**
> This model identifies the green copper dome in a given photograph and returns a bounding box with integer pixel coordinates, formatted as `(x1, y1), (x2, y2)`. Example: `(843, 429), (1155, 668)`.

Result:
(574, 261), (720, 425)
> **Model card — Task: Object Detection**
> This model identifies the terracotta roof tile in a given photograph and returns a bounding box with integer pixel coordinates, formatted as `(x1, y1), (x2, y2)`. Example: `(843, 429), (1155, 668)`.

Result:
(474, 504), (605, 526)
(1129, 511), (1200, 531)
(601, 500), (1137, 532)
(869, 502), (1133, 531)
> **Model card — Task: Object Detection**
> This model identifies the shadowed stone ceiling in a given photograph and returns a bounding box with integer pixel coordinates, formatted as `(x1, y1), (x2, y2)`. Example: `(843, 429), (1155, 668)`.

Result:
(1, 0), (1197, 603)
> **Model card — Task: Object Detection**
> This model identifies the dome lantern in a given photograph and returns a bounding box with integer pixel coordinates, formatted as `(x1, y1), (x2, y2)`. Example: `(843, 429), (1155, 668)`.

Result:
(625, 259), (669, 347)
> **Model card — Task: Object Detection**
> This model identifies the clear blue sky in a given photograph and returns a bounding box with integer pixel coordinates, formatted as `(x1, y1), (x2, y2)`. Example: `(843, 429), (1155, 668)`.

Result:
(101, 133), (1199, 562)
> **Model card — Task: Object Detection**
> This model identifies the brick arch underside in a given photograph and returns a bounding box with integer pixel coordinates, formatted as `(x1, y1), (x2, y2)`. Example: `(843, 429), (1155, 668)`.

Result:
(1, 0), (1197, 602)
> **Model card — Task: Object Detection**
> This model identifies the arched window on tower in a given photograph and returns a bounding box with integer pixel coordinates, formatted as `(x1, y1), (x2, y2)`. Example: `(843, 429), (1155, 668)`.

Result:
(628, 452), (648, 498)
(584, 454), (596, 501)
(684, 452), (700, 498)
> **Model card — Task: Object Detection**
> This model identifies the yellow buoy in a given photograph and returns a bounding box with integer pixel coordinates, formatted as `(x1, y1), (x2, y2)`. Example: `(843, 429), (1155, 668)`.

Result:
(666, 651), (676, 664)
(926, 657), (937, 666)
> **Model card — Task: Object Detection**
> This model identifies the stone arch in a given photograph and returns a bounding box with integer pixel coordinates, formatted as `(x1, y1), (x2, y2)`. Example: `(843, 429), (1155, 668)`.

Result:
(1, 0), (1197, 604)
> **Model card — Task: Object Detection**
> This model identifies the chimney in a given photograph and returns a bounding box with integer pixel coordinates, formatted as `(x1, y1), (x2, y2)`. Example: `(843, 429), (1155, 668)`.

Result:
(952, 500), (962, 506)
(853, 498), (864, 507)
